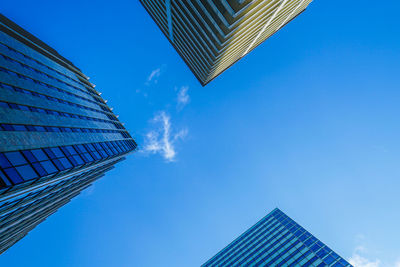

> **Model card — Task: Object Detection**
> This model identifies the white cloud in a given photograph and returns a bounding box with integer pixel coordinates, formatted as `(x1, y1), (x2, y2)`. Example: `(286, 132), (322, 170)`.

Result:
(349, 246), (381, 267)
(176, 86), (190, 110)
(349, 254), (380, 267)
(146, 68), (161, 85)
(143, 111), (187, 162)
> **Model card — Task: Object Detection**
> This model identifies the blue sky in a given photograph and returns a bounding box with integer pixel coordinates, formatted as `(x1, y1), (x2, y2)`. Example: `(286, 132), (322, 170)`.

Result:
(2, 1), (400, 266)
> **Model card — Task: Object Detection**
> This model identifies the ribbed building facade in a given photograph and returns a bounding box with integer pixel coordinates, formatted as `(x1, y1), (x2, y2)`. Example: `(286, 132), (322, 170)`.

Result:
(203, 208), (352, 267)
(0, 14), (137, 253)
(140, 0), (313, 85)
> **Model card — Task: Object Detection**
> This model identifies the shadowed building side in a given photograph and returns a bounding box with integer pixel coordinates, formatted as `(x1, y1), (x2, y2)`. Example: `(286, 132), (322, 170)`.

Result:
(202, 208), (353, 267)
(140, 0), (313, 85)
(0, 14), (137, 253)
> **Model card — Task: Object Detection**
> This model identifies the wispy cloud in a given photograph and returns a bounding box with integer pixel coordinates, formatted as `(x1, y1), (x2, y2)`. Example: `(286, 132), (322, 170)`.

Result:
(176, 86), (190, 110)
(146, 67), (161, 85)
(143, 111), (187, 162)
(349, 244), (384, 267)
(349, 245), (381, 267)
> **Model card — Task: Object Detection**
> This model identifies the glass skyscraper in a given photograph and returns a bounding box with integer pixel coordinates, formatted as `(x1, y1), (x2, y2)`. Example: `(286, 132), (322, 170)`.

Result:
(203, 208), (352, 267)
(0, 14), (137, 253)
(140, 0), (313, 85)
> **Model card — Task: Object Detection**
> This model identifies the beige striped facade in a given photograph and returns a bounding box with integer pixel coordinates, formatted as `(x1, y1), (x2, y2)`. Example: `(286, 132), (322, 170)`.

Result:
(140, 0), (313, 86)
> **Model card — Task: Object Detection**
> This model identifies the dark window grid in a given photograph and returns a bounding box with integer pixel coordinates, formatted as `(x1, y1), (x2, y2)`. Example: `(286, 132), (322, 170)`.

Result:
(215, 219), (281, 266)
(0, 198), (41, 225)
(302, 256), (320, 267)
(238, 227), (291, 262)
(330, 251), (341, 261)
(0, 100), (123, 130)
(331, 262), (346, 267)
(284, 219), (332, 259)
(339, 258), (351, 266)
(0, 73), (115, 119)
(0, 41), (90, 90)
(323, 253), (336, 265)
(14, 174), (97, 221)
(315, 245), (336, 262)
(299, 232), (312, 242)
(0, 46), (102, 100)
(278, 216), (292, 226)
(287, 254), (307, 267)
(240, 232), (292, 266)
(287, 248), (313, 267)
(286, 246), (313, 267)
(230, 227), (290, 266)
(0, 159), (81, 197)
(0, 202), (25, 222)
(0, 191), (31, 216)
(0, 140), (134, 187)
(316, 246), (330, 260)
(275, 240), (303, 266)
(7, 191), (41, 211)
(206, 215), (277, 264)
(271, 241), (307, 267)
(0, 69), (112, 122)
(260, 238), (299, 266)
(303, 235), (318, 247)
(13, 163), (114, 213)
(0, 123), (128, 139)
(0, 60), (103, 109)
(257, 234), (298, 266)
(0, 81), (113, 121)
(0, 163), (107, 221)
(0, 193), (67, 230)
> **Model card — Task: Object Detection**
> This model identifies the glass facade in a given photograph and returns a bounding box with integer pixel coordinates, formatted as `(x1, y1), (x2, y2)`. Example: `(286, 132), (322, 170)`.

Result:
(0, 14), (137, 253)
(203, 208), (352, 267)
(140, 0), (313, 85)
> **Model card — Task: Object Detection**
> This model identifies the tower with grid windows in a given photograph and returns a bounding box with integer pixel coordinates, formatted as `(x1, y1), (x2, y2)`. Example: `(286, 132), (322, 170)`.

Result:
(203, 208), (352, 266)
(0, 14), (137, 253)
(140, 0), (313, 86)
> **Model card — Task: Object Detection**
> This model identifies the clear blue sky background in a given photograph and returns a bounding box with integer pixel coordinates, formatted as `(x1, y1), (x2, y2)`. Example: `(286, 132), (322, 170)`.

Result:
(1, 1), (400, 266)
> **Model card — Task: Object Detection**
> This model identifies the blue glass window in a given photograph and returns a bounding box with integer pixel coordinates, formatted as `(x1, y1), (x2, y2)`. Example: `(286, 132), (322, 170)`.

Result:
(72, 155), (84, 165)
(58, 158), (72, 169)
(50, 147), (64, 158)
(91, 151), (101, 160)
(3, 168), (23, 184)
(317, 248), (328, 258)
(31, 149), (48, 161)
(68, 146), (78, 155)
(310, 243), (320, 252)
(52, 159), (66, 171)
(339, 259), (349, 266)
(26, 125), (36, 131)
(0, 154), (11, 168)
(16, 165), (38, 180)
(4, 151), (27, 166)
(32, 162), (47, 176)
(331, 252), (340, 259)
(44, 148), (56, 159)
(324, 254), (335, 265)
(304, 237), (315, 246)
(2, 124), (14, 131)
(304, 256), (319, 267)
(40, 160), (58, 174)
(22, 150), (37, 163)
(0, 170), (12, 186)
